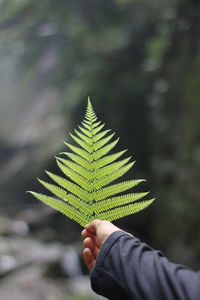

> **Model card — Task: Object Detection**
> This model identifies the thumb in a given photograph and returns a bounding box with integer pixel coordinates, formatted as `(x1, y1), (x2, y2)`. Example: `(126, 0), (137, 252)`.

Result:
(85, 219), (104, 234)
(85, 220), (122, 246)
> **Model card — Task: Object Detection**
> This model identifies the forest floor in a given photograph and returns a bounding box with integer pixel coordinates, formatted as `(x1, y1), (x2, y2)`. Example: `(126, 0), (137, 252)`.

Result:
(0, 208), (104, 300)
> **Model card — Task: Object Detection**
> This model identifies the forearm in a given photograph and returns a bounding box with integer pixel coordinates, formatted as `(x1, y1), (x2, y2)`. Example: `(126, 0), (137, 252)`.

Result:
(90, 231), (200, 300)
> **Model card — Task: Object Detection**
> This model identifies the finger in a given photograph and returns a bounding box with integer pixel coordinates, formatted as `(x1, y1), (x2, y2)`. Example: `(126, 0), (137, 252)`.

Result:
(83, 248), (96, 272)
(83, 238), (100, 259)
(81, 230), (100, 248)
(81, 229), (95, 239)
(83, 237), (95, 250)
(85, 219), (103, 234)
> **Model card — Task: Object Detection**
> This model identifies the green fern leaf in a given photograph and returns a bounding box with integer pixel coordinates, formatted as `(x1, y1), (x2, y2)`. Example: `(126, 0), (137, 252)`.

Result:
(93, 162), (135, 189)
(27, 97), (155, 227)
(28, 192), (89, 226)
(92, 150), (127, 169)
(93, 138), (119, 160)
(97, 199), (155, 222)
(45, 171), (89, 202)
(82, 121), (91, 131)
(93, 123), (105, 135)
(56, 160), (91, 191)
(64, 143), (91, 161)
(78, 125), (92, 138)
(60, 152), (90, 170)
(93, 133), (115, 151)
(56, 157), (91, 179)
(93, 192), (150, 213)
(70, 133), (92, 153)
(37, 179), (91, 215)
(93, 129), (111, 143)
(95, 158), (133, 180)
(94, 179), (145, 201)
(74, 129), (92, 145)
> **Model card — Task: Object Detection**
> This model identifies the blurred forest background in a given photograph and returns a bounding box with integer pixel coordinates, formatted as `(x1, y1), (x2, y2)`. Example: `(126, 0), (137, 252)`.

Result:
(0, 0), (200, 299)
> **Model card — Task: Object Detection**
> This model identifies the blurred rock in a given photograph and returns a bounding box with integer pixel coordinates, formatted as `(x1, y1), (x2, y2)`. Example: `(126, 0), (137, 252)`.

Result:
(0, 227), (104, 299)
(11, 220), (29, 236)
(0, 255), (17, 274)
(16, 206), (54, 226)
(61, 246), (82, 277)
(0, 267), (104, 300)
(0, 216), (29, 236)
(0, 212), (103, 299)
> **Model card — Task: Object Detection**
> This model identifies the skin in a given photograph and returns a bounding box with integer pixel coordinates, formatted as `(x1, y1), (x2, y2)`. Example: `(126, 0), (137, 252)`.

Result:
(81, 220), (129, 272)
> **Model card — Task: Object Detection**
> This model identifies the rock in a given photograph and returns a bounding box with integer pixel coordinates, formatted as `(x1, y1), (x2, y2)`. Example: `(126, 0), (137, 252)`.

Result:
(0, 255), (17, 274)
(12, 220), (29, 236)
(0, 216), (29, 236)
(0, 214), (104, 299)
(61, 246), (82, 277)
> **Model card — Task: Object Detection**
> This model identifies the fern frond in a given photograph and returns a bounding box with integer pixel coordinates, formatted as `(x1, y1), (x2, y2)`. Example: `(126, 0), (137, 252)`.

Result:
(93, 150), (127, 169)
(92, 121), (101, 128)
(93, 129), (111, 143)
(64, 143), (91, 161)
(60, 152), (90, 170)
(56, 157), (91, 179)
(97, 199), (155, 222)
(94, 138), (119, 160)
(45, 171), (89, 202)
(78, 125), (92, 138)
(37, 179), (68, 200)
(28, 192), (89, 226)
(56, 160), (91, 191)
(94, 162), (135, 189)
(74, 129), (92, 145)
(37, 179), (91, 215)
(82, 121), (92, 131)
(70, 133), (92, 153)
(93, 123), (105, 135)
(93, 133), (115, 151)
(93, 192), (149, 213)
(28, 98), (155, 227)
(95, 157), (132, 179)
(94, 179), (144, 201)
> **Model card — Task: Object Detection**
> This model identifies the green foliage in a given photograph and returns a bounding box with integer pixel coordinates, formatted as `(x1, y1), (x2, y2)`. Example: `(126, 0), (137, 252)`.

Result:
(28, 99), (155, 227)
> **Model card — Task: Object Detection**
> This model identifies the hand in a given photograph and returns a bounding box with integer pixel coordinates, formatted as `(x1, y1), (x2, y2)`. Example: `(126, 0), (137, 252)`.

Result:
(81, 220), (121, 272)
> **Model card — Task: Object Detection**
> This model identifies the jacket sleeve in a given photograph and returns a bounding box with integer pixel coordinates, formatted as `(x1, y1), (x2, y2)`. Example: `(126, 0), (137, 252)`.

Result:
(90, 231), (200, 300)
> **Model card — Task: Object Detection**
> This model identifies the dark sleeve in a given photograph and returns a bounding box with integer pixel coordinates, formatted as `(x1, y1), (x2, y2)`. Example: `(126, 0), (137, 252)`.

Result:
(90, 231), (200, 300)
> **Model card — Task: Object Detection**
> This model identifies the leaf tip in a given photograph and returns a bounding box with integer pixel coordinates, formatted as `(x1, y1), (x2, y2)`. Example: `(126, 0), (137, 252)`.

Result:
(26, 190), (35, 196)
(87, 96), (93, 109)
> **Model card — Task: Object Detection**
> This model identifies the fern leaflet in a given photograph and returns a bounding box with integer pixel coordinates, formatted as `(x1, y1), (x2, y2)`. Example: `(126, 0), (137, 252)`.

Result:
(27, 98), (155, 227)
